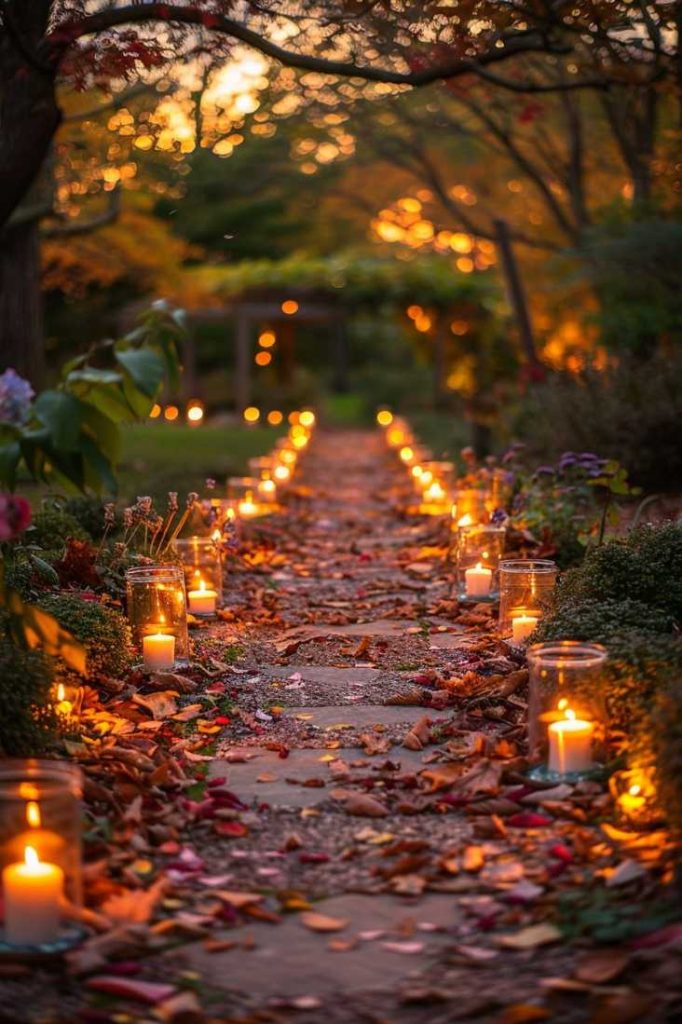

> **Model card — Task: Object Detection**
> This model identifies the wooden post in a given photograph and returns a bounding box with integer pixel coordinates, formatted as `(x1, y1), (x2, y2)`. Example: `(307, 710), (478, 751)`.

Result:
(493, 217), (540, 369)
(333, 319), (349, 393)
(234, 310), (250, 412)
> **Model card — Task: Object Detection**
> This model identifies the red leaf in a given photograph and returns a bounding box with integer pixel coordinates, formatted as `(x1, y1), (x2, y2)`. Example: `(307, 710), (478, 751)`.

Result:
(507, 812), (552, 828)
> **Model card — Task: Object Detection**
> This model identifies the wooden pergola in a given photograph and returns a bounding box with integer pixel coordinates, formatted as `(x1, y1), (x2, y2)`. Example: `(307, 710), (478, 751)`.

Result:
(185, 290), (349, 410)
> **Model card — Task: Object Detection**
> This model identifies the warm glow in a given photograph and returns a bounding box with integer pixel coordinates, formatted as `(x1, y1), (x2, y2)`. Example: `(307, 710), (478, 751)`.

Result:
(291, 434), (308, 449)
(26, 802), (41, 829)
(399, 446), (415, 464)
(267, 410), (284, 426)
(274, 464), (291, 482)
(456, 257), (475, 274)
(149, 403), (162, 419)
(376, 410), (393, 427)
(186, 402), (204, 424)
(281, 299), (299, 315)
(164, 405), (179, 422)
(288, 411), (300, 425)
(279, 449), (297, 466)
(386, 427), (406, 447)
(259, 330), (276, 348)
(211, 528), (222, 542)
(557, 697), (569, 712)
(424, 481), (446, 501)
(56, 683), (65, 702)
(406, 305), (423, 320)
(299, 410), (315, 428)
(456, 513), (473, 527)
(259, 478), (276, 496)
(255, 351), (272, 366)
(243, 406), (260, 423)
(565, 708), (576, 722)
(629, 784), (642, 797)
(238, 492), (259, 517)
(24, 846), (39, 869)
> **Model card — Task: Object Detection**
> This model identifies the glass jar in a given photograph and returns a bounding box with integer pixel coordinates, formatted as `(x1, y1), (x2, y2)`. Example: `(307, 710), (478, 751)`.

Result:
(174, 536), (223, 610)
(227, 476), (272, 518)
(527, 641), (607, 780)
(125, 565), (189, 668)
(456, 524), (506, 600)
(609, 767), (660, 829)
(498, 559), (557, 643)
(0, 760), (83, 952)
(486, 468), (512, 515)
(451, 487), (489, 528)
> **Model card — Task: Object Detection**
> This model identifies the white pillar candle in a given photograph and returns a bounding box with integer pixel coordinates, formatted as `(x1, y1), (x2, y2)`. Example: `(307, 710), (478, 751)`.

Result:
(464, 563), (492, 598)
(142, 632), (175, 671)
(548, 711), (594, 775)
(3, 846), (63, 946)
(188, 581), (217, 616)
(511, 613), (539, 644)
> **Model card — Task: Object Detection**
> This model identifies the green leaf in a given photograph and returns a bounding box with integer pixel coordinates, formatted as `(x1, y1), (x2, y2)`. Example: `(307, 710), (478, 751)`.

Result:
(66, 368), (123, 387)
(79, 434), (118, 495)
(33, 391), (84, 450)
(81, 402), (122, 465)
(29, 556), (60, 587)
(115, 348), (164, 398)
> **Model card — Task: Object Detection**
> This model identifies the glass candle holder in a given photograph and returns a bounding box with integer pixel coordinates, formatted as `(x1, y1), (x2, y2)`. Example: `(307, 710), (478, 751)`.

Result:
(174, 536), (223, 614)
(609, 767), (660, 829)
(227, 476), (272, 518)
(125, 565), (190, 669)
(486, 468), (512, 515)
(0, 760), (84, 953)
(451, 488), (489, 528)
(498, 559), (557, 643)
(420, 461), (456, 492)
(527, 641), (607, 781)
(456, 524), (506, 600)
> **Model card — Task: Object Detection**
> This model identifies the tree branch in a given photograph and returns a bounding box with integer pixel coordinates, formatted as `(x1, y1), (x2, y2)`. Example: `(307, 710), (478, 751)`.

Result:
(49, 3), (578, 92)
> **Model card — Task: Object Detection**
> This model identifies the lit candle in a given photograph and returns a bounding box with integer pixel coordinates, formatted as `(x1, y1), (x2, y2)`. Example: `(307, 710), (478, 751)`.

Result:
(238, 491), (259, 518)
(424, 480), (446, 502)
(273, 464), (291, 483)
(142, 632), (175, 671)
(548, 709), (594, 775)
(258, 477), (277, 500)
(188, 579), (217, 616)
(464, 562), (492, 598)
(619, 784), (646, 818)
(54, 682), (73, 717)
(511, 613), (539, 644)
(2, 845), (63, 946)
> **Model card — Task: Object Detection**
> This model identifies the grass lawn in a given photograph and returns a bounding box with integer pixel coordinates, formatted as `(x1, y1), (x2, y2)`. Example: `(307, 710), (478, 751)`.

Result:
(117, 422), (284, 503)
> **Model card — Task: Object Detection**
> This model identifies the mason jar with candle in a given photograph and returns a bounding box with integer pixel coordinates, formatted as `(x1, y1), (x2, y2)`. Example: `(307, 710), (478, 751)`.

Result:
(498, 559), (557, 644)
(227, 476), (271, 519)
(0, 760), (83, 952)
(125, 565), (190, 669)
(451, 487), (489, 528)
(456, 523), (506, 601)
(527, 641), (607, 780)
(174, 536), (223, 612)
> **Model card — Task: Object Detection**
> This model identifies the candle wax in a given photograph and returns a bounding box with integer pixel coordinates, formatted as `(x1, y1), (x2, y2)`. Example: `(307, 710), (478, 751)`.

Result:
(142, 632), (175, 671)
(511, 614), (539, 644)
(464, 564), (492, 598)
(2, 848), (63, 946)
(188, 587), (217, 616)
(548, 716), (594, 775)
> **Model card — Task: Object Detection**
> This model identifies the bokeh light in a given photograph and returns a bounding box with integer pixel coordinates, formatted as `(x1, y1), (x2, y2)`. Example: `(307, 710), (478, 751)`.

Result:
(255, 351), (272, 366)
(267, 410), (284, 426)
(376, 409), (393, 427)
(243, 406), (260, 423)
(281, 299), (299, 315)
(164, 405), (179, 421)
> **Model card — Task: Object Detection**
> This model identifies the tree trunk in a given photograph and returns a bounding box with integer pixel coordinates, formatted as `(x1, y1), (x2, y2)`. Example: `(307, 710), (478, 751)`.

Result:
(0, 218), (45, 387)
(494, 218), (542, 371)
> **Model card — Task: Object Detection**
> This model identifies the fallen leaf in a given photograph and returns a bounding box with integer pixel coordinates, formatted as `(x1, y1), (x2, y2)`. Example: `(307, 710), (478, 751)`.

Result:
(499, 924), (562, 950)
(343, 793), (389, 817)
(574, 949), (631, 985)
(605, 859), (647, 888)
(300, 912), (349, 933)
(101, 877), (166, 925)
(85, 977), (176, 1004)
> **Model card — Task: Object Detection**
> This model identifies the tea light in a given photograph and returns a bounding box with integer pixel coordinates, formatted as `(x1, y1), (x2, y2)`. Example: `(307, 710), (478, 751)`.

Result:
(511, 613), (538, 644)
(54, 683), (73, 717)
(423, 480), (446, 503)
(238, 491), (260, 518)
(3, 845), (63, 946)
(548, 709), (594, 775)
(464, 562), (492, 598)
(619, 784), (646, 817)
(142, 632), (175, 671)
(188, 579), (217, 616)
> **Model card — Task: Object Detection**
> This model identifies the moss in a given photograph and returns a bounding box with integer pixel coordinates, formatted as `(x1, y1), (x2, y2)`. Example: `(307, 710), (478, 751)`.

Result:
(28, 508), (90, 550)
(38, 594), (132, 679)
(0, 624), (57, 755)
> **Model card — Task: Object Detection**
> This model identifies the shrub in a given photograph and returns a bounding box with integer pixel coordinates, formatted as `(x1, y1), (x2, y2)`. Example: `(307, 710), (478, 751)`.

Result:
(534, 598), (674, 646)
(38, 595), (132, 679)
(0, 626), (57, 755)
(64, 497), (117, 540)
(648, 681), (682, 835)
(510, 352), (682, 493)
(28, 507), (90, 550)
(555, 524), (682, 624)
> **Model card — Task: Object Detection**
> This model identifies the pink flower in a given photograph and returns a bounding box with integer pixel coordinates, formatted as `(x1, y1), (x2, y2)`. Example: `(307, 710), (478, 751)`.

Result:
(0, 494), (32, 541)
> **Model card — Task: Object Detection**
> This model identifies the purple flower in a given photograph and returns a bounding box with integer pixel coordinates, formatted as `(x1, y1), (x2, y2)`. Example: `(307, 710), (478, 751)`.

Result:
(0, 369), (34, 425)
(491, 507), (508, 526)
(533, 466), (555, 479)
(559, 453), (577, 469)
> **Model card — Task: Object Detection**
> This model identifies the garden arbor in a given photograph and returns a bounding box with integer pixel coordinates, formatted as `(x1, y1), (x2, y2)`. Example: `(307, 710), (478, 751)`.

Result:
(194, 253), (505, 412)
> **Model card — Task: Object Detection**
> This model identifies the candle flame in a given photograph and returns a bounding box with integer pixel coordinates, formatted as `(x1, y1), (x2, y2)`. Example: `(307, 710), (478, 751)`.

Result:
(475, 562), (482, 571)
(56, 683), (65, 702)
(557, 697), (568, 711)
(457, 513), (473, 527)
(24, 845), (39, 868)
(211, 528), (222, 542)
(26, 801), (41, 828)
(482, 550), (489, 560)
(629, 784), (642, 797)
(565, 708), (576, 722)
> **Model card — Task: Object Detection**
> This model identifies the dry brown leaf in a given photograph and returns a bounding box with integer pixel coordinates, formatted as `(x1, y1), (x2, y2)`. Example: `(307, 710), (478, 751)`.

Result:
(101, 877), (167, 925)
(574, 949), (631, 985)
(343, 793), (389, 817)
(499, 924), (562, 950)
(300, 912), (349, 933)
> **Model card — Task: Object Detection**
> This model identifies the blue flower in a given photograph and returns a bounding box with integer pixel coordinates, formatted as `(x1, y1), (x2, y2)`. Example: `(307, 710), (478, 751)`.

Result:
(0, 369), (34, 425)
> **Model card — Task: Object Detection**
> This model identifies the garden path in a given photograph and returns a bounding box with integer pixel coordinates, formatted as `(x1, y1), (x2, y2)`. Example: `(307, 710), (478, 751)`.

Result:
(176, 431), (675, 1022)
